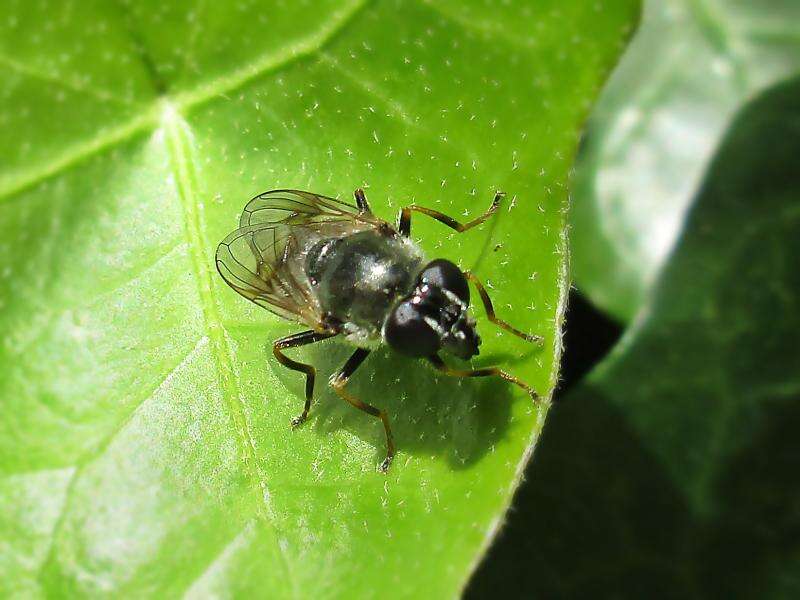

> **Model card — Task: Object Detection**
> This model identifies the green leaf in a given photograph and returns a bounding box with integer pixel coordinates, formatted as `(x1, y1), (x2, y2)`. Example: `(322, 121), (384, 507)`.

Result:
(570, 0), (800, 321)
(473, 78), (800, 598)
(0, 1), (638, 597)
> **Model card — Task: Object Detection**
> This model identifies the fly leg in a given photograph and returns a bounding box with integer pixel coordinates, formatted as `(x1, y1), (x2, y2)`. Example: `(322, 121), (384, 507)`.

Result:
(354, 188), (372, 214)
(273, 330), (338, 427)
(329, 348), (396, 472)
(397, 191), (504, 237)
(427, 354), (539, 402)
(463, 271), (543, 344)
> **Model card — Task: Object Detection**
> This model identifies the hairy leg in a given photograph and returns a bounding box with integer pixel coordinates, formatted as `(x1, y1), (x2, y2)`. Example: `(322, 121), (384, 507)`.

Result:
(330, 348), (396, 472)
(397, 191), (504, 236)
(273, 329), (338, 426)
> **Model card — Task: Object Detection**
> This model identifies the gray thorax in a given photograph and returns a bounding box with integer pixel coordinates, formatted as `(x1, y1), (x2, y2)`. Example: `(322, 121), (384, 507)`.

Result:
(305, 230), (424, 340)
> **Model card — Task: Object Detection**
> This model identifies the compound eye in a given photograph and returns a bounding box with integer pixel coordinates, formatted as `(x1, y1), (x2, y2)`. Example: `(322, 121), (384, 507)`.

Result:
(383, 300), (441, 357)
(419, 259), (469, 305)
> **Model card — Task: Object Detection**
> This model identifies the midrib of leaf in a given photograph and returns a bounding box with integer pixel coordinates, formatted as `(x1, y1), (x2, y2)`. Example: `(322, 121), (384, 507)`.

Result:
(0, 0), (371, 200)
(160, 103), (298, 596)
(160, 104), (246, 457)
(6, 3), (388, 592)
(1, 1), (589, 593)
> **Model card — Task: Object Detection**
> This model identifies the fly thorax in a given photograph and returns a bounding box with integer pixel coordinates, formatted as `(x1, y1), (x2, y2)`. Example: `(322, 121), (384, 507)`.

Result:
(305, 230), (423, 335)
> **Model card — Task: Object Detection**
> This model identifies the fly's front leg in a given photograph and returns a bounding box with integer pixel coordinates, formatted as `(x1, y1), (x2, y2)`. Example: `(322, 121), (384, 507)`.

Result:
(329, 348), (396, 472)
(273, 330), (338, 427)
(464, 271), (543, 344)
(397, 191), (504, 237)
(427, 354), (539, 402)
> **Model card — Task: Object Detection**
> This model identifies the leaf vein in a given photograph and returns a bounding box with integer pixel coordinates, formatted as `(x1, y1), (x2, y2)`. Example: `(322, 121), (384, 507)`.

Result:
(0, 109), (158, 201)
(171, 0), (373, 112)
(0, 53), (137, 105)
(416, 0), (534, 52)
(0, 0), (374, 203)
(162, 105), (299, 598)
(36, 336), (208, 588)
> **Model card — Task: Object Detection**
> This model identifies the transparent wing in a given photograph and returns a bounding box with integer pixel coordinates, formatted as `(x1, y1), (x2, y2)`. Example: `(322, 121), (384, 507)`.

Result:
(218, 189), (390, 326)
(239, 189), (367, 229)
(215, 223), (321, 325)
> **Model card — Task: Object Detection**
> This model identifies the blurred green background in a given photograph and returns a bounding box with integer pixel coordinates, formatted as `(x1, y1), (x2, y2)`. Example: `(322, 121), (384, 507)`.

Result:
(1, 0), (798, 598)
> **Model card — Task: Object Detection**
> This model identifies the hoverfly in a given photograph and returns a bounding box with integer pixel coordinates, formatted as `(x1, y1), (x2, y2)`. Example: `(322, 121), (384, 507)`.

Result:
(216, 189), (541, 471)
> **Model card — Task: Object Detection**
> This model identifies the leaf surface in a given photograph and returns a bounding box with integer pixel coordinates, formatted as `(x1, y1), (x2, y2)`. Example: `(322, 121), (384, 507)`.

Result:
(0, 1), (637, 596)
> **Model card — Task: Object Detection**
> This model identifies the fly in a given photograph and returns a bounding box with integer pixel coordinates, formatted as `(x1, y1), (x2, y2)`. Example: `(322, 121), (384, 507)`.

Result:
(216, 188), (542, 471)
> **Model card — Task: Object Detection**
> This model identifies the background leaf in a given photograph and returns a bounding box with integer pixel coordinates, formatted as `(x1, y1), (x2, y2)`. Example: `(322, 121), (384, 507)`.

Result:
(0, 1), (638, 597)
(469, 77), (800, 598)
(570, 0), (800, 321)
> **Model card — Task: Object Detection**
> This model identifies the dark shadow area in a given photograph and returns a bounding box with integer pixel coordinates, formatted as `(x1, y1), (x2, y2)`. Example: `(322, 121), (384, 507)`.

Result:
(465, 290), (636, 600)
(465, 385), (800, 599)
(696, 398), (800, 598)
(556, 289), (624, 398)
(268, 338), (518, 469)
(465, 387), (694, 599)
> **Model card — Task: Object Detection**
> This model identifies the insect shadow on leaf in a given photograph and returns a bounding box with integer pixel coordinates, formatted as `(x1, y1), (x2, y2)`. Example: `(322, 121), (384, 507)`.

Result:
(268, 338), (517, 469)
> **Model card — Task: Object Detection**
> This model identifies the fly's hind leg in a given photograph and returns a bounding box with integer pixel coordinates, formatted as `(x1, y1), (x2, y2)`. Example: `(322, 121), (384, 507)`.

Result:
(464, 271), (543, 344)
(273, 330), (338, 427)
(397, 191), (504, 236)
(330, 348), (396, 472)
